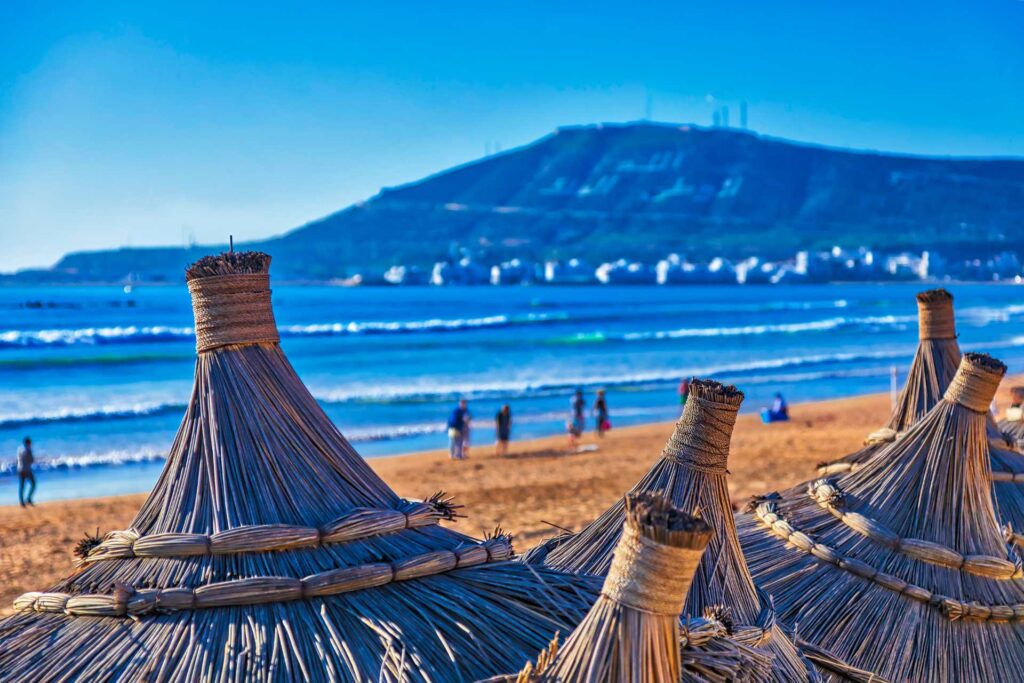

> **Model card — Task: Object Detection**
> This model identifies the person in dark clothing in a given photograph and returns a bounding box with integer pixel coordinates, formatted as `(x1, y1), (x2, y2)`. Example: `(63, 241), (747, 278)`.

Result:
(17, 437), (35, 507)
(594, 389), (610, 438)
(447, 399), (471, 460)
(568, 389), (586, 447)
(495, 404), (512, 456)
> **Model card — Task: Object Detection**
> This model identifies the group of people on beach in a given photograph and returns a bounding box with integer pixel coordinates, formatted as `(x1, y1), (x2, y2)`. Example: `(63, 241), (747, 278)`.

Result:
(12, 381), (784, 502)
(447, 388), (612, 460)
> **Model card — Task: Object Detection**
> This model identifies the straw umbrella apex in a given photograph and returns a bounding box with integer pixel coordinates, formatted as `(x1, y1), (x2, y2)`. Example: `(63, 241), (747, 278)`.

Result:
(485, 493), (771, 683)
(817, 289), (961, 477)
(530, 379), (823, 681)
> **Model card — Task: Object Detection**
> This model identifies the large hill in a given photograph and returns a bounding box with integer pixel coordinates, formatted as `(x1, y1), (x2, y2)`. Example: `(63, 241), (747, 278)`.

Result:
(22, 122), (1024, 282)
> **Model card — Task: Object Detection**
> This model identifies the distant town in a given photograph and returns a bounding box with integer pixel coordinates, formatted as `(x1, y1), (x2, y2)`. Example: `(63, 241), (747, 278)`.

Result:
(356, 247), (1024, 286)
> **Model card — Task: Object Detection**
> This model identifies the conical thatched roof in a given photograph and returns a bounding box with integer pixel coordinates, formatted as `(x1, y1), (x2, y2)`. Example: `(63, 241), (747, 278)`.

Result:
(815, 289), (1024, 548)
(997, 386), (1024, 449)
(817, 289), (962, 477)
(740, 353), (1024, 682)
(0, 252), (597, 682)
(525, 380), (822, 682)
(483, 493), (771, 683)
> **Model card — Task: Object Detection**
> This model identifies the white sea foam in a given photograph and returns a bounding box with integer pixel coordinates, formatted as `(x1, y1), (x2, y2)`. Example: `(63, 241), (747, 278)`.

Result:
(0, 313), (565, 347)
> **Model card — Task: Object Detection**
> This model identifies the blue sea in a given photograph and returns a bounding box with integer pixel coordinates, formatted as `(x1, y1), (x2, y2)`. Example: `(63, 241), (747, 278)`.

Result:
(1, 283), (1023, 504)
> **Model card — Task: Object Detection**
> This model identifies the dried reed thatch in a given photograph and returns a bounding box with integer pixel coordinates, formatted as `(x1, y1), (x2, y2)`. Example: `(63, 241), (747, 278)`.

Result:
(817, 289), (962, 477)
(998, 387), (1024, 449)
(0, 252), (598, 682)
(739, 353), (1024, 682)
(812, 289), (1024, 549)
(482, 493), (771, 683)
(526, 380), (822, 682)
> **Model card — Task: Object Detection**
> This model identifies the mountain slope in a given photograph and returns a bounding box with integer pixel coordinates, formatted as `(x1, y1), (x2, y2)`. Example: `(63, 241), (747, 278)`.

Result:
(35, 122), (1024, 282)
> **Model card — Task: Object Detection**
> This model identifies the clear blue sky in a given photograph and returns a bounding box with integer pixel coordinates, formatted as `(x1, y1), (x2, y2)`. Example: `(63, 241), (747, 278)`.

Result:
(2, 1), (1022, 272)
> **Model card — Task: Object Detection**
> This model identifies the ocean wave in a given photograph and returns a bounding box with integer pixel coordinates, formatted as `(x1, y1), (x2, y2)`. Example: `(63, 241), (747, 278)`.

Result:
(9, 339), (1023, 430)
(619, 315), (915, 341)
(7, 298), (1022, 351)
(0, 326), (194, 348)
(0, 313), (568, 348)
(0, 349), (909, 429)
(0, 449), (166, 476)
(0, 402), (187, 430)
(309, 349), (920, 405)
(0, 352), (194, 371)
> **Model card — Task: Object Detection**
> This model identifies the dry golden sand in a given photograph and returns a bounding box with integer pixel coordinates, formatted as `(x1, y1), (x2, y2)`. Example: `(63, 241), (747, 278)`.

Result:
(0, 382), (1019, 616)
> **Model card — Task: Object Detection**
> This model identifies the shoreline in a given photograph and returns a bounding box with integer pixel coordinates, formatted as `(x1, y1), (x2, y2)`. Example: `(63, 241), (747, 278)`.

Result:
(0, 381), (1019, 615)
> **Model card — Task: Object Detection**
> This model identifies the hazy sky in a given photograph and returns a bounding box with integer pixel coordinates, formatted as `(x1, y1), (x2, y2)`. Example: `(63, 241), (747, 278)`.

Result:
(2, 1), (1022, 272)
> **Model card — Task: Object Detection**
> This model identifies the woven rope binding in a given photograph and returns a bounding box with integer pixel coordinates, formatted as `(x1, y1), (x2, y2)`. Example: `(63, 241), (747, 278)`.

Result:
(15, 537), (512, 618)
(188, 273), (279, 352)
(663, 380), (743, 474)
(602, 523), (701, 615)
(917, 289), (956, 340)
(944, 353), (1005, 414)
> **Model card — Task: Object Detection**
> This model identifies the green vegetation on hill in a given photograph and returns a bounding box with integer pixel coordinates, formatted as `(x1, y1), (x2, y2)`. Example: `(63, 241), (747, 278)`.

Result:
(21, 122), (1024, 283)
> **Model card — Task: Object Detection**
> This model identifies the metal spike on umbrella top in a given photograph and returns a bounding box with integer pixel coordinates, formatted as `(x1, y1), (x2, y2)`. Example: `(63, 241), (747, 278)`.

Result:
(739, 352), (1024, 682)
(0, 251), (598, 682)
(524, 379), (827, 681)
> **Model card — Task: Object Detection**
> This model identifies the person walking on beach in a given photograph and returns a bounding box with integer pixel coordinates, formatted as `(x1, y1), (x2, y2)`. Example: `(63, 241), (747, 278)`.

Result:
(447, 399), (471, 460)
(495, 404), (512, 456)
(17, 437), (36, 507)
(568, 389), (586, 447)
(594, 389), (610, 438)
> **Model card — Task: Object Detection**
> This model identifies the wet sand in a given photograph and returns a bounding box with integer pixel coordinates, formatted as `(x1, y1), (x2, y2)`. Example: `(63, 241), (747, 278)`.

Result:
(0, 384), (1018, 615)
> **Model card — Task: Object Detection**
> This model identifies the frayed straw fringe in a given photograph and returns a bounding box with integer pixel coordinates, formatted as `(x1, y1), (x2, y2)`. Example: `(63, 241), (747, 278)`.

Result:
(486, 494), (771, 683)
(0, 252), (601, 682)
(530, 380), (821, 682)
(740, 353), (1024, 682)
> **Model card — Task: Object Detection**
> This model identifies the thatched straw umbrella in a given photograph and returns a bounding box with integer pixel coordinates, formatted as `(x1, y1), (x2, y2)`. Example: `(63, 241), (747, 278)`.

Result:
(483, 493), (771, 683)
(811, 289), (1024, 548)
(817, 289), (962, 477)
(0, 252), (598, 682)
(998, 386), (1024, 449)
(527, 380), (823, 682)
(739, 353), (1024, 682)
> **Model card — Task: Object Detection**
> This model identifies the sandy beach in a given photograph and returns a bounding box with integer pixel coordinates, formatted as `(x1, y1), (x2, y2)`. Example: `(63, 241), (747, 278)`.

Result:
(1, 382), (1019, 616)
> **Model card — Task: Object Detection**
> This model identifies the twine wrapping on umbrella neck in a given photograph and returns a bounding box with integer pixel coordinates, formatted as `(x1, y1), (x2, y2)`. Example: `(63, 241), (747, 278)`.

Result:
(188, 273), (279, 352)
(944, 356), (1004, 413)
(662, 395), (739, 474)
(601, 523), (700, 616)
(917, 297), (956, 340)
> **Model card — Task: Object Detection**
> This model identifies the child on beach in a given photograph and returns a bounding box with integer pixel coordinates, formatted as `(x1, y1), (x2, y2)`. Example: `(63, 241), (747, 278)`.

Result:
(495, 404), (512, 456)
